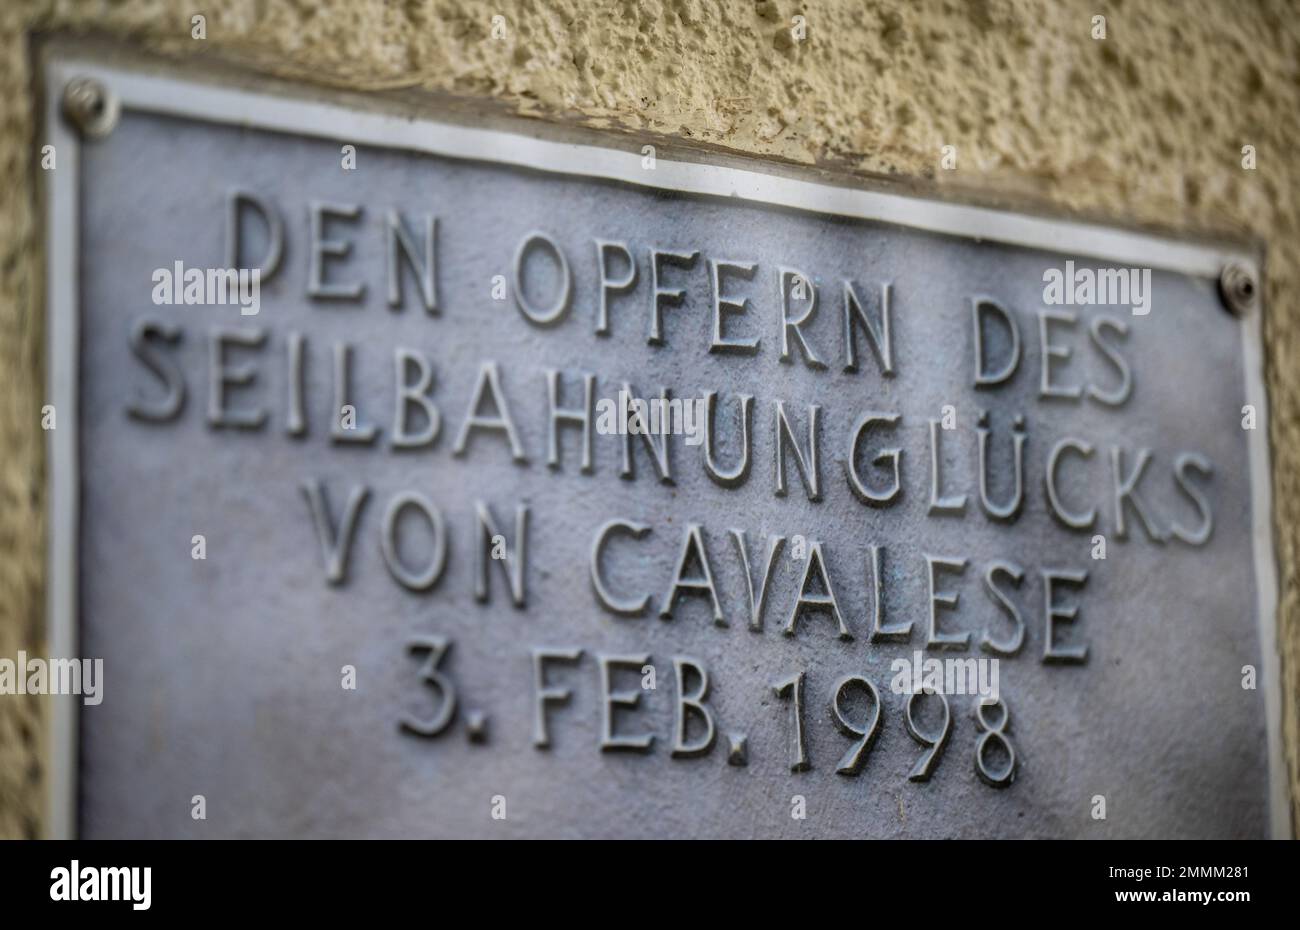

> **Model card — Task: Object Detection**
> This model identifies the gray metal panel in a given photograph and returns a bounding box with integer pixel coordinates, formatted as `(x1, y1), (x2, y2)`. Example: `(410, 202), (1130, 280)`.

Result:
(46, 54), (1283, 838)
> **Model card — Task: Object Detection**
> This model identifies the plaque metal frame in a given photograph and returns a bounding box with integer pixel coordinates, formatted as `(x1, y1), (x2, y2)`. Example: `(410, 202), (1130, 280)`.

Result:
(40, 45), (1288, 839)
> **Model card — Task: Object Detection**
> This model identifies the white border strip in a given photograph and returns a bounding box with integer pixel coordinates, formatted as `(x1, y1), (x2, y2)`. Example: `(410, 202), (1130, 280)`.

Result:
(1241, 307), (1290, 839)
(44, 61), (81, 841)
(42, 53), (1287, 838)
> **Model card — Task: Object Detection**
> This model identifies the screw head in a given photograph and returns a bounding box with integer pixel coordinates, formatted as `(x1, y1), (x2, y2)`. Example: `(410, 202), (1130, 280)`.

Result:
(1219, 262), (1258, 316)
(465, 710), (488, 743)
(62, 77), (119, 140)
(727, 733), (748, 766)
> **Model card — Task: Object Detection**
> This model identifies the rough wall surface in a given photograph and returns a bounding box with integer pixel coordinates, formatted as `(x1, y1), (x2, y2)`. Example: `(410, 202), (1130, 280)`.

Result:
(1, 0), (1296, 838)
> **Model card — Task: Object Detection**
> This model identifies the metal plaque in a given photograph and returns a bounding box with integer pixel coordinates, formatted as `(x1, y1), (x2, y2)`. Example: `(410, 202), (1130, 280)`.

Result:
(44, 52), (1288, 838)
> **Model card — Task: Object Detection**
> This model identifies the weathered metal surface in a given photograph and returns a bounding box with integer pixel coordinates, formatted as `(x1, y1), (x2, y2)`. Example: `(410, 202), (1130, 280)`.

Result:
(50, 62), (1280, 838)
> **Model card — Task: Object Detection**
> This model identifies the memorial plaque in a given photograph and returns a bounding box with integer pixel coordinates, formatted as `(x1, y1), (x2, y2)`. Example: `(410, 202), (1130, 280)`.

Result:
(44, 54), (1287, 838)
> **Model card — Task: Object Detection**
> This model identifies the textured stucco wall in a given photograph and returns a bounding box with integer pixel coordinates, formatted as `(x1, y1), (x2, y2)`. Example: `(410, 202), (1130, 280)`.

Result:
(1, 0), (1297, 838)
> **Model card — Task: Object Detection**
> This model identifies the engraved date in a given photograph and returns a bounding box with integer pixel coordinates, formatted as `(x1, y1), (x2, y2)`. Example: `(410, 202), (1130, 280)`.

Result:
(401, 637), (1017, 788)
